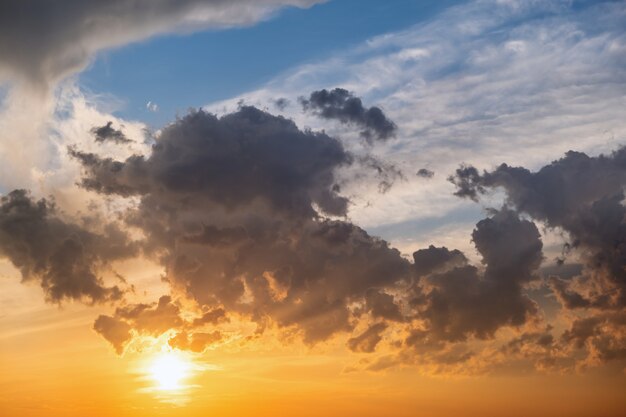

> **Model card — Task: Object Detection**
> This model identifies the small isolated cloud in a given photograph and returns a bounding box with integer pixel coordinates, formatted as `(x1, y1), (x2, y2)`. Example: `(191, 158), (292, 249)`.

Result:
(416, 168), (434, 179)
(146, 101), (159, 112)
(300, 88), (397, 143)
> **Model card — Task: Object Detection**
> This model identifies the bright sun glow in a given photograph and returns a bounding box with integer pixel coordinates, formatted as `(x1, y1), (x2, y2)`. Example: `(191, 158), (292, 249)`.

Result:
(148, 352), (192, 391)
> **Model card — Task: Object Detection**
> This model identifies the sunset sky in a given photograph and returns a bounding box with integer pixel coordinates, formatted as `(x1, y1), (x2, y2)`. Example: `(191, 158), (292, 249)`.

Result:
(1, 1), (626, 416)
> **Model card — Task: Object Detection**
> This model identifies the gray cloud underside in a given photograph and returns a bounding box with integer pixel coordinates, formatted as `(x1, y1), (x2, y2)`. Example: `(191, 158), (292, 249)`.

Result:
(450, 146), (626, 310)
(0, 0), (322, 88)
(64, 105), (622, 371)
(0, 189), (136, 303)
(446, 145), (626, 371)
(2, 94), (623, 372)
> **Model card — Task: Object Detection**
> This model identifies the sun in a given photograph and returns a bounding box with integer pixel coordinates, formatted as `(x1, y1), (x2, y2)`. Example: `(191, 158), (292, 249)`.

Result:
(148, 351), (192, 391)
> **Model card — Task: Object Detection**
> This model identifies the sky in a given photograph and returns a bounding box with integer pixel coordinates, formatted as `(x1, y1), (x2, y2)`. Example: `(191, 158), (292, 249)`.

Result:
(0, 1), (625, 416)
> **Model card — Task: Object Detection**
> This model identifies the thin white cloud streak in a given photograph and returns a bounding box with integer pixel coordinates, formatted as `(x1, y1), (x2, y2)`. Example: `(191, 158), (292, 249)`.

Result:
(204, 0), (626, 252)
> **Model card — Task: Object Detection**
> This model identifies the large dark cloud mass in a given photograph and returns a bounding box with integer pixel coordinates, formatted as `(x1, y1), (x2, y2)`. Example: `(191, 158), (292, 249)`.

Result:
(72, 107), (352, 218)
(4, 95), (618, 374)
(73, 106), (411, 344)
(0, 0), (321, 87)
(449, 146), (626, 371)
(0, 190), (136, 303)
(69, 105), (625, 373)
(409, 208), (543, 345)
(450, 147), (626, 310)
(72, 106), (547, 354)
(301, 88), (397, 143)
(68, 104), (589, 370)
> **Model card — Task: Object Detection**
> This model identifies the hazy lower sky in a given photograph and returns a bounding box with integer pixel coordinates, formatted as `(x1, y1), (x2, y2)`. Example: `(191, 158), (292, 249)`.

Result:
(1, 1), (625, 416)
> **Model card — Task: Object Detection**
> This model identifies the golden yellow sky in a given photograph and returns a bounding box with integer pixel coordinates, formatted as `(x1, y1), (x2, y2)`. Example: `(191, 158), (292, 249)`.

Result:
(2, 274), (625, 417)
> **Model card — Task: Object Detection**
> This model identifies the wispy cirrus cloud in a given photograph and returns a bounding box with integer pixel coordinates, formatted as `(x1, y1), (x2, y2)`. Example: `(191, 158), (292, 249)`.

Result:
(203, 0), (626, 254)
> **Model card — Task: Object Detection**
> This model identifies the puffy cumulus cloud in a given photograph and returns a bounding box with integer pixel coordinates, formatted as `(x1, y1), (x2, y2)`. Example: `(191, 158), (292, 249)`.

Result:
(449, 146), (626, 310)
(73, 106), (411, 344)
(300, 88), (397, 143)
(448, 145), (626, 372)
(0, 0), (322, 89)
(0, 189), (137, 303)
(71, 106), (352, 217)
(409, 208), (543, 344)
(342, 210), (547, 374)
(91, 121), (133, 145)
(73, 104), (560, 373)
(68, 102), (623, 375)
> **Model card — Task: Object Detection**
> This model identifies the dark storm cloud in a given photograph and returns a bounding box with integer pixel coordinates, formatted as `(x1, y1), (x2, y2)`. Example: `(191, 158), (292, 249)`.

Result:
(301, 88), (397, 143)
(71, 106), (352, 218)
(0, 0), (321, 88)
(91, 122), (133, 144)
(74, 101), (621, 372)
(447, 146), (626, 372)
(70, 101), (623, 369)
(75, 106), (412, 344)
(0, 189), (136, 303)
(410, 209), (543, 343)
(76, 105), (566, 359)
(449, 146), (626, 310)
